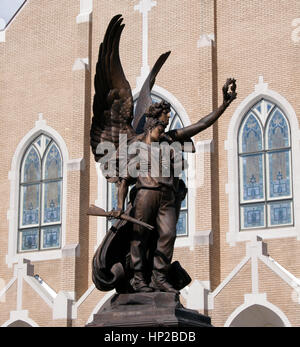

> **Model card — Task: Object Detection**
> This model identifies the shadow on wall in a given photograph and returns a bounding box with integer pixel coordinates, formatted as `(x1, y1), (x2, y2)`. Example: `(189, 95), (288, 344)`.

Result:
(229, 304), (285, 327)
(7, 320), (32, 327)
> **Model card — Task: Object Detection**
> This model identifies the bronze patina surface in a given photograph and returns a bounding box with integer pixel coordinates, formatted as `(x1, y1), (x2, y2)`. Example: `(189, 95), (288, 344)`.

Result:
(88, 15), (237, 295)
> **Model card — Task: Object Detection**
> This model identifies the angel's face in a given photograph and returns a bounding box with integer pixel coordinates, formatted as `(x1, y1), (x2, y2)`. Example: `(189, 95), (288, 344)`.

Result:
(159, 111), (170, 128)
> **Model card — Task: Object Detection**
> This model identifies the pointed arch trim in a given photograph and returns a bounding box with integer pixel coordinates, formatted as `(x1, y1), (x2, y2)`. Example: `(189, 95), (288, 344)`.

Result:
(225, 78), (300, 245)
(7, 116), (69, 267)
(224, 294), (291, 327)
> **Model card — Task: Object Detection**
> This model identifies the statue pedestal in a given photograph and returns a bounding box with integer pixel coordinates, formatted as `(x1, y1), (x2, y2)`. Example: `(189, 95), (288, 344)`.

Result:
(86, 292), (212, 327)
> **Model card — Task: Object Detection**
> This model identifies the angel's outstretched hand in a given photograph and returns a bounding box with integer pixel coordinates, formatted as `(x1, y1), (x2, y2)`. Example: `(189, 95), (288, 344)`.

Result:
(223, 78), (237, 106)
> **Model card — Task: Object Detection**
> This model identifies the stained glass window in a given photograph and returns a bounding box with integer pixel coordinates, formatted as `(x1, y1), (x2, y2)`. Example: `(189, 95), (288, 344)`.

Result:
(267, 109), (290, 149)
(44, 143), (62, 179)
(20, 184), (40, 227)
(239, 99), (293, 230)
(22, 146), (41, 183)
(170, 115), (183, 131)
(175, 152), (188, 236)
(239, 113), (263, 153)
(240, 154), (264, 202)
(18, 135), (62, 252)
(107, 182), (118, 229)
(0, 0), (27, 31)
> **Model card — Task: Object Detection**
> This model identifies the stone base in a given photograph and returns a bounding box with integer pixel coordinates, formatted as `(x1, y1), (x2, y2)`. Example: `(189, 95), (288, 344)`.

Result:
(86, 292), (212, 327)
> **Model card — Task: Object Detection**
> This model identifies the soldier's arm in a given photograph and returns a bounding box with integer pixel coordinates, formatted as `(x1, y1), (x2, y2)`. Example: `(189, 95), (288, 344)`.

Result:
(172, 79), (237, 142)
(109, 178), (129, 218)
(117, 178), (129, 212)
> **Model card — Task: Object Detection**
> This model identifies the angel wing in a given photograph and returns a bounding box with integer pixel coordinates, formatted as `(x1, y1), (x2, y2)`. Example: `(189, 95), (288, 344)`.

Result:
(90, 15), (171, 180)
(90, 14), (135, 165)
(132, 51), (171, 134)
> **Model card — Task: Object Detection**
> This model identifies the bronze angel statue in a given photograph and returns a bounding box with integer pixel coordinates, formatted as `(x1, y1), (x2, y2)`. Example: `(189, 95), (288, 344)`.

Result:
(88, 15), (237, 294)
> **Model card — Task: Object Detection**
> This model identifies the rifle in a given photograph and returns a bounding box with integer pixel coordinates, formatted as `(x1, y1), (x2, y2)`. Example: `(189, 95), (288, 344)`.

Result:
(87, 205), (154, 231)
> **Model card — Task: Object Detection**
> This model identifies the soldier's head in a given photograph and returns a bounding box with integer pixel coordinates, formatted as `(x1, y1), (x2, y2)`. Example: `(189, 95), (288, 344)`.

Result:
(144, 100), (171, 132)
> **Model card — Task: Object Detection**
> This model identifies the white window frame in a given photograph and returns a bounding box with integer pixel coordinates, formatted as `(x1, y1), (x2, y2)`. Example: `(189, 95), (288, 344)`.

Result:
(0, 0), (28, 43)
(18, 135), (63, 253)
(7, 116), (69, 267)
(225, 77), (300, 246)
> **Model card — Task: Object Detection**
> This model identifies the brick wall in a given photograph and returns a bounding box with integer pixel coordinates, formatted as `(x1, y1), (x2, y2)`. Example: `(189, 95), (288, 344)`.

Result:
(0, 0), (299, 327)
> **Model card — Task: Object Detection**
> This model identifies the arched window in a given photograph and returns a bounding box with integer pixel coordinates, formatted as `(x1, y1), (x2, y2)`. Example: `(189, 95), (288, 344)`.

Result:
(106, 181), (118, 229)
(238, 99), (293, 230)
(106, 93), (188, 236)
(19, 134), (62, 252)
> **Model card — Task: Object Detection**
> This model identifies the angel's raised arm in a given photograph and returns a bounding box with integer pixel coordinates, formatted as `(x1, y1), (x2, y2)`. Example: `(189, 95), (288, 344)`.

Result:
(170, 78), (237, 142)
